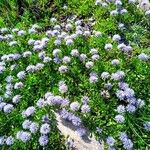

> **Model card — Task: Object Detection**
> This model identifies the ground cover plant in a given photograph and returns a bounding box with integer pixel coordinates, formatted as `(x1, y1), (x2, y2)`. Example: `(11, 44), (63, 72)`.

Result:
(0, 0), (150, 149)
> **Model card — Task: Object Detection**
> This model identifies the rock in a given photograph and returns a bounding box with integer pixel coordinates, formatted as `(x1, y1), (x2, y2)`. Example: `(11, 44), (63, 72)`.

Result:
(55, 113), (104, 150)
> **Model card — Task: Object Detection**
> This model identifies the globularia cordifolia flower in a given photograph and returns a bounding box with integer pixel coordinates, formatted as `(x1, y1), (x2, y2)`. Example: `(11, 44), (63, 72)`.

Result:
(0, 136), (4, 145)
(115, 114), (125, 123)
(0, 65), (5, 74)
(138, 53), (149, 61)
(22, 51), (32, 58)
(28, 39), (35, 45)
(76, 128), (86, 137)
(80, 53), (87, 62)
(118, 23), (125, 30)
(101, 72), (110, 80)
(81, 96), (89, 104)
(39, 135), (49, 146)
(1, 27), (8, 33)
(81, 104), (90, 113)
(110, 10), (118, 16)
(6, 83), (13, 91)
(16, 131), (31, 143)
(35, 63), (44, 71)
(22, 120), (32, 129)
(14, 82), (24, 89)
(17, 30), (26, 36)
(12, 28), (19, 33)
(29, 122), (39, 133)
(63, 56), (71, 64)
(106, 136), (116, 147)
(120, 9), (128, 14)
(3, 104), (14, 113)
(0, 102), (6, 111)
(45, 92), (53, 99)
(17, 71), (26, 80)
(26, 65), (36, 73)
(9, 41), (17, 46)
(124, 88), (135, 99)
(36, 98), (46, 108)
(42, 114), (50, 123)
(93, 31), (102, 37)
(119, 132), (127, 141)
(104, 83), (113, 90)
(112, 34), (121, 42)
(4, 90), (12, 98)
(117, 105), (125, 113)
(145, 10), (150, 16)
(128, 0), (136, 4)
(70, 102), (80, 111)
(85, 61), (94, 69)
(58, 65), (68, 74)
(122, 139), (133, 150)
(5, 136), (14, 145)
(89, 75), (98, 83)
(65, 23), (73, 31)
(83, 30), (91, 37)
(66, 39), (74, 45)
(50, 17), (57, 23)
(105, 43), (113, 51)
(101, 90), (110, 99)
(144, 122), (150, 131)
(116, 90), (126, 100)
(5, 76), (13, 83)
(40, 123), (50, 134)
(108, 147), (116, 150)
(12, 95), (21, 104)
(59, 83), (68, 94)
(22, 106), (36, 118)
(111, 59), (120, 65)
(91, 52), (100, 60)
(118, 82), (129, 90)
(71, 49), (79, 57)
(43, 57), (52, 63)
(136, 99), (145, 108)
(28, 28), (37, 34)
(54, 39), (61, 46)
(112, 71), (125, 80)
(126, 104), (136, 113)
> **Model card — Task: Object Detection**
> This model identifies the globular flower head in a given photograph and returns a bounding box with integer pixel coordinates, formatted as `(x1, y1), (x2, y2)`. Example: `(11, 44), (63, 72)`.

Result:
(85, 61), (94, 69)
(40, 123), (50, 134)
(126, 104), (136, 113)
(115, 115), (125, 123)
(71, 49), (79, 57)
(22, 120), (32, 129)
(39, 135), (49, 146)
(106, 136), (115, 147)
(144, 122), (150, 131)
(111, 59), (120, 65)
(105, 43), (113, 51)
(70, 102), (80, 111)
(5, 136), (14, 145)
(29, 122), (39, 133)
(101, 72), (110, 80)
(3, 104), (14, 113)
(16, 131), (31, 143)
(117, 105), (125, 114)
(58, 65), (68, 74)
(138, 53), (149, 61)
(22, 106), (36, 118)
(81, 104), (90, 113)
